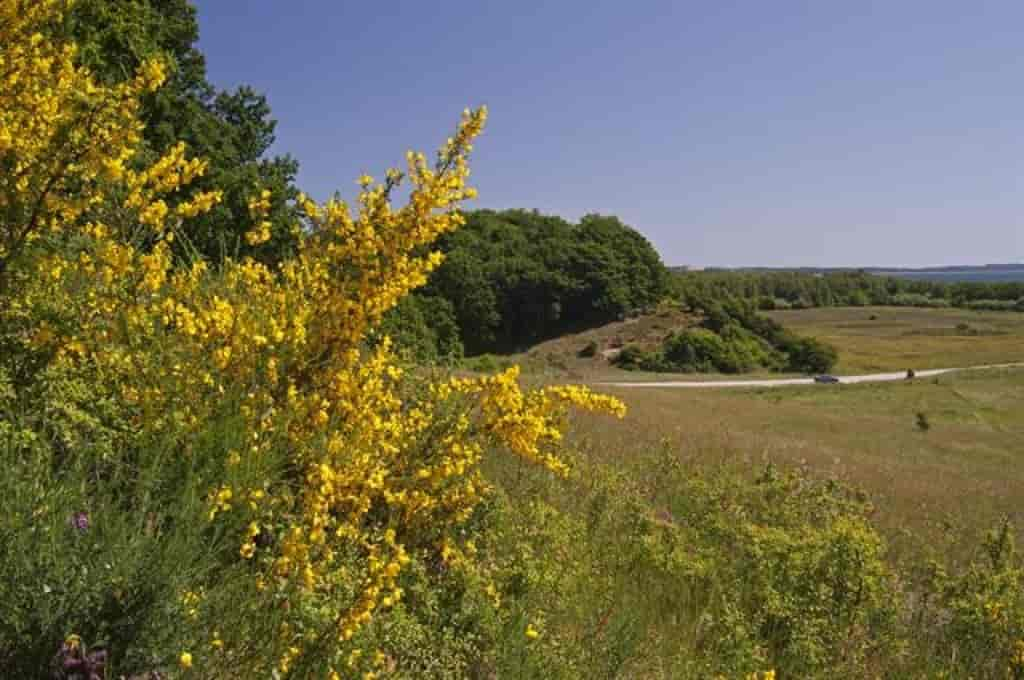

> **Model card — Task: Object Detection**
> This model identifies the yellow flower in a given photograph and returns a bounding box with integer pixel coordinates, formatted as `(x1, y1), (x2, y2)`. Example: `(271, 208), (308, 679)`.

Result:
(211, 632), (224, 650)
(1013, 639), (1024, 668)
(0, 14), (618, 667)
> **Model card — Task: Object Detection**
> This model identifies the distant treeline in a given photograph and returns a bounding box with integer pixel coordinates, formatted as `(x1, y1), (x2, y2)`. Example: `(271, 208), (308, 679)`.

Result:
(673, 270), (1024, 312)
(379, 209), (670, 359)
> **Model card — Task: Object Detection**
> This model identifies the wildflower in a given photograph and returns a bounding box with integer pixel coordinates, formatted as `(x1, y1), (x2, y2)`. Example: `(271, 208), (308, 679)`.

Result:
(56, 635), (108, 677)
(69, 511), (89, 532)
(1013, 639), (1024, 670)
(0, 12), (618, 668)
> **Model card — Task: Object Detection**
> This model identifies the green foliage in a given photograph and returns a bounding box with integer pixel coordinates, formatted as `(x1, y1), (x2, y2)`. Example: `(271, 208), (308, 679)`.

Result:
(66, 0), (301, 265)
(376, 295), (464, 363)
(662, 326), (778, 374)
(0, 361), (286, 677)
(415, 209), (670, 356)
(889, 292), (951, 308)
(908, 520), (1024, 677)
(615, 297), (837, 374)
(610, 345), (664, 372)
(681, 465), (897, 676)
(474, 442), (906, 678)
(3, 293), (1018, 678)
(460, 354), (518, 374)
(783, 336), (838, 374)
(673, 269), (1024, 313)
(475, 440), (1024, 678)
(355, 548), (504, 678)
(964, 298), (1024, 311)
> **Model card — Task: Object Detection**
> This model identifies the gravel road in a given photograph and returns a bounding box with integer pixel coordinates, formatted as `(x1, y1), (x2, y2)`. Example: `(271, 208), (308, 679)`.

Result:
(595, 363), (1023, 389)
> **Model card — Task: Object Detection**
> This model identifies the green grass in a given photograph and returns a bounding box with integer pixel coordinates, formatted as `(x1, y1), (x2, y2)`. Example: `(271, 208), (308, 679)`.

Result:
(572, 366), (1024, 566)
(474, 364), (1024, 677)
(470, 306), (1024, 572)
(473, 309), (1024, 676)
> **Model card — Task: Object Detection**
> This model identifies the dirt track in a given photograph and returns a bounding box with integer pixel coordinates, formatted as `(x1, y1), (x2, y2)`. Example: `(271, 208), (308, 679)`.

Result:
(595, 363), (1024, 389)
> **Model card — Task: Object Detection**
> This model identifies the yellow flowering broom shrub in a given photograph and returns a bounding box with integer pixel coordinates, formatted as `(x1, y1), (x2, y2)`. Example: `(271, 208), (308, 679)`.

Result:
(0, 2), (624, 676)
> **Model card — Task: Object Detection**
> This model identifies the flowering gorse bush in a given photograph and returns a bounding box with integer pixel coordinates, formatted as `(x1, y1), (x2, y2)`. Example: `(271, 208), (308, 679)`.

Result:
(6, 3), (1020, 679)
(0, 2), (623, 676)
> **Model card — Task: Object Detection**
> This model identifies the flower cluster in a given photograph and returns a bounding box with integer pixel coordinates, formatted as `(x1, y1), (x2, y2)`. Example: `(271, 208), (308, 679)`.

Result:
(1, 3), (625, 676)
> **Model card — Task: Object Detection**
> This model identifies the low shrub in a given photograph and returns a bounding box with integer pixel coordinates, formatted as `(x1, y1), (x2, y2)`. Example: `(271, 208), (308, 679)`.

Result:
(963, 299), (1020, 312)
(783, 336), (839, 374)
(890, 293), (951, 308)
(616, 298), (837, 375)
(612, 345), (672, 372)
(904, 520), (1024, 677)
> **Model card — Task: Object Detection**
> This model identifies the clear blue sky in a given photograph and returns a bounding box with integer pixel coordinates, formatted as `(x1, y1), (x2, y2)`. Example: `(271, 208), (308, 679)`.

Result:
(196, 1), (1023, 268)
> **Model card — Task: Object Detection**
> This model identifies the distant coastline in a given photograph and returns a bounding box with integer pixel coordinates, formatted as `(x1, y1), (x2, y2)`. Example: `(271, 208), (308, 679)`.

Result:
(875, 269), (1024, 283)
(671, 263), (1024, 283)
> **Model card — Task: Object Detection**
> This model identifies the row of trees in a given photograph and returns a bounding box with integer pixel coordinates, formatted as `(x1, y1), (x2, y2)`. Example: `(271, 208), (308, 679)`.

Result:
(674, 270), (1024, 311)
(382, 209), (671, 358)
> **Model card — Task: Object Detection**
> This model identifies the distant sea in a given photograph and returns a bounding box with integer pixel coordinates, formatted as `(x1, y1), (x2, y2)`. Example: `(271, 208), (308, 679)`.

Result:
(876, 269), (1024, 283)
(689, 264), (1024, 283)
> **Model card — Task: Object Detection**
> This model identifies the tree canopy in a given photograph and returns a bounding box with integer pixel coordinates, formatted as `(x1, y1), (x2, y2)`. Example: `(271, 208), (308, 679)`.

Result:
(404, 209), (670, 355)
(65, 0), (301, 264)
(674, 269), (1024, 311)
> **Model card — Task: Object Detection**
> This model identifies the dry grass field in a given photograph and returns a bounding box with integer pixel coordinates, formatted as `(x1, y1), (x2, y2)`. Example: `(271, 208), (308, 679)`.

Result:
(474, 306), (1024, 565)
(767, 306), (1024, 373)
(570, 365), (1024, 565)
(469, 307), (1024, 674)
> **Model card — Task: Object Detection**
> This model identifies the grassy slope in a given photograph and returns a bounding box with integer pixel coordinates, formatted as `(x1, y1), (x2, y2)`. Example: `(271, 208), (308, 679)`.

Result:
(484, 306), (1024, 562)
(471, 307), (1024, 675)
(500, 306), (1024, 381)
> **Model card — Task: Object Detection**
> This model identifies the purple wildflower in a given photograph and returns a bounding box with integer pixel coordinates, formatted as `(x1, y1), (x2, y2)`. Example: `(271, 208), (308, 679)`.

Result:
(53, 635), (106, 680)
(69, 511), (89, 532)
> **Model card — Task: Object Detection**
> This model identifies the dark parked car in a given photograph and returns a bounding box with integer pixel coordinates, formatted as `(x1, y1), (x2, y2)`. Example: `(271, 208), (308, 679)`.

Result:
(814, 374), (840, 384)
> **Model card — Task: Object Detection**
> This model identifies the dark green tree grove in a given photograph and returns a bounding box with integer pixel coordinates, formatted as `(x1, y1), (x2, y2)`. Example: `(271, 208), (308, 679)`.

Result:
(373, 209), (671, 357)
(415, 209), (670, 355)
(66, 0), (300, 264)
(674, 269), (1024, 311)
